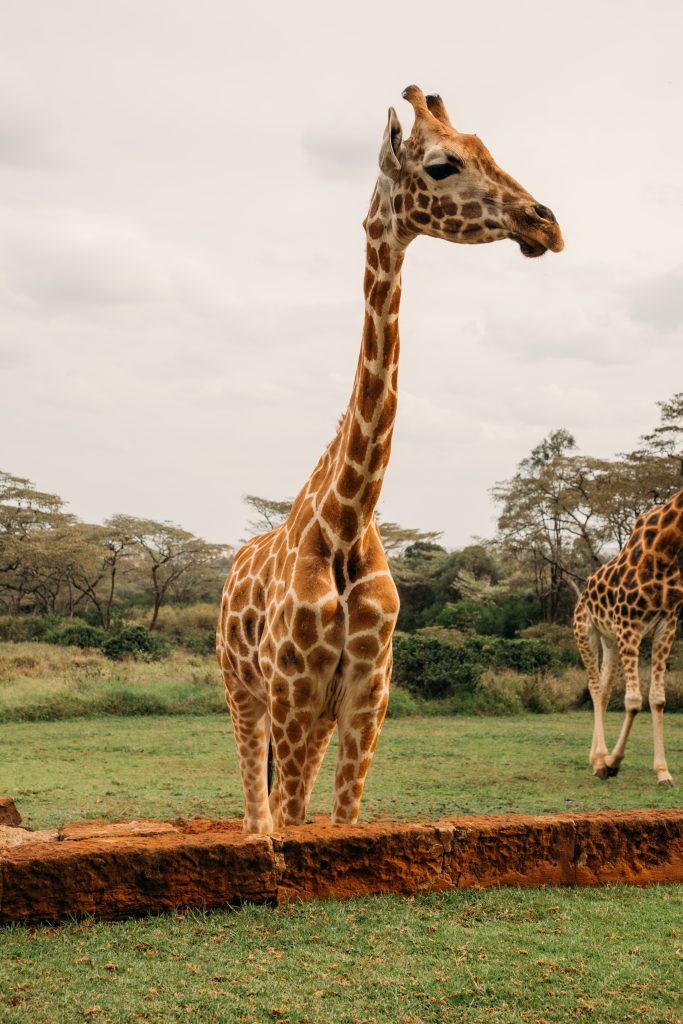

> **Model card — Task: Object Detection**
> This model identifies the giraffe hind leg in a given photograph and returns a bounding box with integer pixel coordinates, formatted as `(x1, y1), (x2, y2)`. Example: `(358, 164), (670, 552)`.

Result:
(605, 628), (643, 778)
(221, 667), (274, 834)
(574, 604), (612, 777)
(649, 616), (675, 787)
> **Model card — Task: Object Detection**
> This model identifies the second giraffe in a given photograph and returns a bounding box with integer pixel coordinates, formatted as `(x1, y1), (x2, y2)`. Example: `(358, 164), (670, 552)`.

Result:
(574, 488), (683, 787)
(217, 85), (564, 833)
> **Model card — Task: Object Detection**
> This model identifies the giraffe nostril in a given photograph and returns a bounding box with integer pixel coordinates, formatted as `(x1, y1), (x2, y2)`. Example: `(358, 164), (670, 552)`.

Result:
(533, 204), (557, 224)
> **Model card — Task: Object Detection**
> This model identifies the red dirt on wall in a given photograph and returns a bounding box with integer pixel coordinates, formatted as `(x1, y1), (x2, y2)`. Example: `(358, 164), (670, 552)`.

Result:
(1, 806), (682, 924)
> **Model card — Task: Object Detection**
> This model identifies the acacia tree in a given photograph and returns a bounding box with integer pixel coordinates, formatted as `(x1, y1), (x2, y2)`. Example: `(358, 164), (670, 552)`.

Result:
(492, 430), (611, 621)
(0, 471), (72, 613)
(243, 495), (293, 536)
(108, 515), (223, 629)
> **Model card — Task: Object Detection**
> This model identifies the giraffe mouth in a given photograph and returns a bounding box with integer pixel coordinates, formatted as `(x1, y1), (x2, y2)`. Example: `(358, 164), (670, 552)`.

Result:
(510, 235), (548, 258)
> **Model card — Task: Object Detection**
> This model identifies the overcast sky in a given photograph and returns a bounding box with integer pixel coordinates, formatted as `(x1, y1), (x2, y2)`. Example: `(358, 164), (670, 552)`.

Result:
(2, 0), (683, 548)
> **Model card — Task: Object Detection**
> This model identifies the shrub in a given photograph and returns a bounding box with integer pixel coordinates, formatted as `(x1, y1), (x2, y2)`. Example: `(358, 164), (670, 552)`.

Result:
(392, 634), (482, 700)
(102, 626), (170, 662)
(45, 624), (107, 650)
(462, 636), (558, 673)
(386, 686), (421, 718)
(0, 614), (63, 642)
(518, 623), (582, 666)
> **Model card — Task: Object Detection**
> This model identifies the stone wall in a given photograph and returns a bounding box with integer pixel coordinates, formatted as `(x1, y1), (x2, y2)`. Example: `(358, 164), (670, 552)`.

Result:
(1, 802), (682, 924)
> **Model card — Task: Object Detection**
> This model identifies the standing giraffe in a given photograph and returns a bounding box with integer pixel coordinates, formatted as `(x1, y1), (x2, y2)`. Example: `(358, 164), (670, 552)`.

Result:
(217, 86), (564, 834)
(574, 489), (683, 787)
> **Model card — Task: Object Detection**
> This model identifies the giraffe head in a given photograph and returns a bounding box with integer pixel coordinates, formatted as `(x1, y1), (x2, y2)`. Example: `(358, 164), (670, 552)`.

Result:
(378, 85), (563, 258)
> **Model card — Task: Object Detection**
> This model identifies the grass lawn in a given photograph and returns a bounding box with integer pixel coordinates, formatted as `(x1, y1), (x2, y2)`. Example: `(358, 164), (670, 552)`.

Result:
(1, 712), (681, 829)
(1, 886), (681, 1023)
(2, 690), (683, 1023)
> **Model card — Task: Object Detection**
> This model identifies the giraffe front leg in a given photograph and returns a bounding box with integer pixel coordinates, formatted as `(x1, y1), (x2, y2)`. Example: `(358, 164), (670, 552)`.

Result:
(605, 629), (643, 777)
(331, 667), (389, 824)
(650, 616), (675, 787)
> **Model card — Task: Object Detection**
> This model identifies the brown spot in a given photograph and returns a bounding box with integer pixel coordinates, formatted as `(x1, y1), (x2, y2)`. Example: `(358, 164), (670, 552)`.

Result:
(333, 550), (345, 594)
(378, 242), (391, 273)
(368, 444), (390, 474)
(441, 198), (458, 215)
(229, 581), (250, 613)
(404, 193), (414, 211)
(444, 218), (463, 233)
(360, 479), (383, 511)
(375, 392), (397, 434)
(308, 645), (338, 676)
(416, 177), (428, 190)
(411, 211), (430, 226)
(363, 267), (375, 294)
(394, 194), (403, 213)
(278, 642), (303, 676)
(366, 244), (379, 271)
(387, 286), (401, 315)
(484, 219), (501, 230)
(292, 606), (318, 651)
(382, 321), (399, 366)
(322, 492), (359, 544)
(462, 201), (483, 219)
(462, 223), (482, 235)
(369, 279), (390, 315)
(358, 370), (384, 422)
(347, 418), (369, 464)
(348, 635), (381, 660)
(417, 192), (429, 210)
(368, 220), (383, 240)
(349, 603), (381, 634)
(337, 462), (363, 500)
(362, 317), (378, 361)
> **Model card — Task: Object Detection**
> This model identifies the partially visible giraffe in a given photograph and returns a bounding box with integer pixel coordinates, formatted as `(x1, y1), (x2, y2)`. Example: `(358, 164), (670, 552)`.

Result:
(574, 488), (683, 786)
(217, 85), (564, 834)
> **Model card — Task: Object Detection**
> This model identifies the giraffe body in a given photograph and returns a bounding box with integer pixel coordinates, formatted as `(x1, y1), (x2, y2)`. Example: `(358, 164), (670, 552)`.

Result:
(218, 86), (563, 834)
(574, 489), (683, 786)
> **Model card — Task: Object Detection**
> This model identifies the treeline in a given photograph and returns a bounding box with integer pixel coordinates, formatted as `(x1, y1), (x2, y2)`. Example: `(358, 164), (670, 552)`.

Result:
(2, 392), (680, 647)
(0, 472), (231, 629)
(249, 392), (683, 636)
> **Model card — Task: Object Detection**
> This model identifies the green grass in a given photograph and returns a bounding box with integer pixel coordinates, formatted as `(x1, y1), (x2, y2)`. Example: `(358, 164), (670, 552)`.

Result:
(1, 887), (681, 1023)
(0, 644), (225, 722)
(2, 713), (681, 830)
(2, 712), (683, 1023)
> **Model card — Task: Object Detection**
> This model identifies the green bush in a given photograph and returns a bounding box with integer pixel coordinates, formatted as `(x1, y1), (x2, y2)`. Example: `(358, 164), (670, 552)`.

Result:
(0, 614), (63, 642)
(45, 624), (107, 649)
(392, 634), (482, 700)
(102, 626), (170, 662)
(462, 636), (558, 673)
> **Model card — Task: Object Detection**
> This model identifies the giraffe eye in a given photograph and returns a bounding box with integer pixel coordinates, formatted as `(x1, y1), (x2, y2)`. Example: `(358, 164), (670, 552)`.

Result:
(425, 158), (462, 181)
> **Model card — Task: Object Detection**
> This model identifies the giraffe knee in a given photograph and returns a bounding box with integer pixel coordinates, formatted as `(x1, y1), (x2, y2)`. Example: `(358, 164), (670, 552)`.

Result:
(625, 692), (642, 713)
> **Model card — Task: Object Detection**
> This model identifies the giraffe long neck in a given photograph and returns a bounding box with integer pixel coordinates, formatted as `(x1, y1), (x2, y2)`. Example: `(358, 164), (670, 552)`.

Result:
(316, 181), (405, 548)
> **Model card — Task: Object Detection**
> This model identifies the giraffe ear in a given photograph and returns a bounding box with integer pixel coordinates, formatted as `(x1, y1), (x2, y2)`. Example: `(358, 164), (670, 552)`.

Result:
(425, 94), (454, 129)
(379, 107), (404, 181)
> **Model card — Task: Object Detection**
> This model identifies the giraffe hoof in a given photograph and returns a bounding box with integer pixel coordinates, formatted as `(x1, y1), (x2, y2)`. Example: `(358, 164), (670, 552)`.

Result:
(593, 766), (609, 780)
(605, 763), (620, 778)
(658, 776), (675, 788)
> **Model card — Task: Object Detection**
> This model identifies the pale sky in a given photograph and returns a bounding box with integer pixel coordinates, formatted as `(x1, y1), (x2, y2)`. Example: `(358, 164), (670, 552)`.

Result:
(2, 0), (682, 547)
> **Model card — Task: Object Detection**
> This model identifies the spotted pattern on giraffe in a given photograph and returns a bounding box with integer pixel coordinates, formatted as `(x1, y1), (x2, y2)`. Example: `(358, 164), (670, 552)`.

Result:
(574, 488), (683, 788)
(217, 85), (563, 834)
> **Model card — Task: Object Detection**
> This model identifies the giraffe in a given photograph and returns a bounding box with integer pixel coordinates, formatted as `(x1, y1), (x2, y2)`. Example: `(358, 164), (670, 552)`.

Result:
(574, 488), (683, 787)
(217, 85), (564, 834)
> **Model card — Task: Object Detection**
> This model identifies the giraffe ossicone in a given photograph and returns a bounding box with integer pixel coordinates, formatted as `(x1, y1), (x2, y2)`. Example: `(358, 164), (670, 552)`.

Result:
(575, 489), (683, 787)
(217, 85), (564, 834)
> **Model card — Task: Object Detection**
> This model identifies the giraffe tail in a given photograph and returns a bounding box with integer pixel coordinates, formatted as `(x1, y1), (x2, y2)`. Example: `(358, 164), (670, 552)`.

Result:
(267, 739), (275, 794)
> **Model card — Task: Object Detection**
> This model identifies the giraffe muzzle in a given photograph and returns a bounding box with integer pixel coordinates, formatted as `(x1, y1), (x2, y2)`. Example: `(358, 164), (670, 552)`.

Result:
(510, 204), (564, 258)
